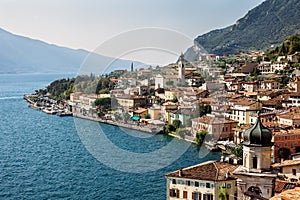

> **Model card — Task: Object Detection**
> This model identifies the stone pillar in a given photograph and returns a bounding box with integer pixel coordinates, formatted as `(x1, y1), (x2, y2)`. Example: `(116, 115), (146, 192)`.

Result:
(236, 179), (246, 200)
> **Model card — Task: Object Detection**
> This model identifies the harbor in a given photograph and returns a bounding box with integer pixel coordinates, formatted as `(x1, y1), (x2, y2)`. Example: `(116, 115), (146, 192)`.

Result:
(24, 94), (164, 134)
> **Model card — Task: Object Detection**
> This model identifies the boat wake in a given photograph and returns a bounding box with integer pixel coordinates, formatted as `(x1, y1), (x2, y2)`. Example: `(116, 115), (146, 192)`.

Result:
(0, 96), (22, 100)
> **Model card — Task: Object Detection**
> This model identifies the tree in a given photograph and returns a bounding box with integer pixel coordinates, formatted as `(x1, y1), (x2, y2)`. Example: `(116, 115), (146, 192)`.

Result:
(231, 145), (243, 158)
(156, 88), (165, 94)
(144, 113), (151, 119)
(172, 119), (182, 129)
(196, 130), (208, 146)
(94, 97), (111, 114)
(166, 80), (174, 86)
(164, 124), (176, 134)
(171, 97), (178, 103)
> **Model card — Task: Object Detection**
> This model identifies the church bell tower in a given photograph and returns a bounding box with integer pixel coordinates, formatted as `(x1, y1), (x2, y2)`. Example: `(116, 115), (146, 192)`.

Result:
(234, 113), (276, 200)
(178, 53), (185, 82)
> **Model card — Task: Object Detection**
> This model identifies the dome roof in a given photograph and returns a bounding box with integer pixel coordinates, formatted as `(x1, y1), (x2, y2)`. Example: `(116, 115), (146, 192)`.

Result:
(243, 114), (273, 147)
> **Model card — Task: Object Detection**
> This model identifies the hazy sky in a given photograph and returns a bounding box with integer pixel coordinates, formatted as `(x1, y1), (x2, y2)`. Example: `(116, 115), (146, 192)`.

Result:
(0, 0), (265, 53)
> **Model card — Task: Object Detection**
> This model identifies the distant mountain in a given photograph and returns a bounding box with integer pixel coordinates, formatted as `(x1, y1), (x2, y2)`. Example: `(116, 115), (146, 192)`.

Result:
(0, 28), (145, 74)
(191, 0), (300, 56)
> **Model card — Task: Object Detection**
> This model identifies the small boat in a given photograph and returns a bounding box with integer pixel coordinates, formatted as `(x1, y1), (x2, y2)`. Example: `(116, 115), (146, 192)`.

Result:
(42, 108), (57, 115)
(57, 111), (73, 117)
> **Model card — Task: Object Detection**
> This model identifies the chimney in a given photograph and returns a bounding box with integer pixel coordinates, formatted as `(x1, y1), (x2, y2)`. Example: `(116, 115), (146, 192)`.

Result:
(178, 168), (183, 177)
(220, 155), (225, 162)
(225, 170), (230, 179)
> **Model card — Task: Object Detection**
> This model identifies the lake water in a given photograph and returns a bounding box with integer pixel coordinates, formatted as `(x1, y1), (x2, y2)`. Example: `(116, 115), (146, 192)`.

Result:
(0, 73), (220, 199)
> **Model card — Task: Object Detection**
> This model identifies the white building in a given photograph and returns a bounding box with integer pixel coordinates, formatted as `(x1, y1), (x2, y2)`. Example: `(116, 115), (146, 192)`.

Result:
(165, 161), (238, 200)
(228, 99), (262, 125)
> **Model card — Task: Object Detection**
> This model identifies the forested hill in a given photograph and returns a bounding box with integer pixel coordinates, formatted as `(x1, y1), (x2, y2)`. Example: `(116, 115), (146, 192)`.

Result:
(193, 0), (300, 55)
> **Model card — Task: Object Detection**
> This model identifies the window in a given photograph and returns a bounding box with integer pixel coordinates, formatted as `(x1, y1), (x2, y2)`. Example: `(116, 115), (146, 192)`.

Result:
(172, 179), (176, 184)
(190, 181), (195, 186)
(169, 189), (179, 198)
(293, 169), (297, 176)
(234, 193), (238, 200)
(204, 194), (213, 200)
(200, 182), (205, 188)
(206, 183), (211, 188)
(192, 192), (202, 200)
(183, 191), (188, 199)
(227, 183), (232, 189)
(195, 182), (199, 187)
(253, 157), (257, 169)
(186, 181), (191, 186)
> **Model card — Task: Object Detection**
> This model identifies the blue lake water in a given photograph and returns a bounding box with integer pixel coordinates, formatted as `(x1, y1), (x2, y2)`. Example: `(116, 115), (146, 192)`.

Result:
(0, 73), (221, 199)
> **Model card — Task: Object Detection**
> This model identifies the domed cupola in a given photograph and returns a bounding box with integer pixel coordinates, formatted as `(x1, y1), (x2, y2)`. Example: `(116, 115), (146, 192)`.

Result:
(243, 112), (273, 146)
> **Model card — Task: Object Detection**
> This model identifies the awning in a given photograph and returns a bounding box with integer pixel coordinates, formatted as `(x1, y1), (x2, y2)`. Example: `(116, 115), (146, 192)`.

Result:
(130, 116), (140, 121)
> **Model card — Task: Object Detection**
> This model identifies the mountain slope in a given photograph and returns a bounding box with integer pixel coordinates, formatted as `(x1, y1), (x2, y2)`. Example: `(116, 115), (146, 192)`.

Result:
(193, 0), (300, 55)
(0, 28), (144, 74)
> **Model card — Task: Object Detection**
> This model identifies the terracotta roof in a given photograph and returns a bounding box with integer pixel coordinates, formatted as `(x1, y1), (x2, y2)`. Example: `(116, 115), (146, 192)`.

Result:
(235, 99), (257, 106)
(273, 160), (300, 168)
(279, 113), (300, 120)
(270, 187), (300, 200)
(133, 108), (148, 114)
(192, 115), (237, 125)
(274, 180), (296, 193)
(165, 161), (238, 181)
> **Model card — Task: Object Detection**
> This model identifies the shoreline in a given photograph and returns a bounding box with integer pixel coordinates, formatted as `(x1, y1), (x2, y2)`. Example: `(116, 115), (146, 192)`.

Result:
(73, 112), (162, 134)
(24, 94), (200, 144)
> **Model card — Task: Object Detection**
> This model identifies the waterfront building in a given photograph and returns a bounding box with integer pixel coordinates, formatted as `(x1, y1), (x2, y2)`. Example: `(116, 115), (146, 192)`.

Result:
(115, 95), (147, 110)
(165, 161), (238, 200)
(191, 115), (238, 140)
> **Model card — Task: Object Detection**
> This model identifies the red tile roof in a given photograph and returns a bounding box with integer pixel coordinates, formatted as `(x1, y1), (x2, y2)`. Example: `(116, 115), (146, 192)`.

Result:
(270, 187), (300, 200)
(165, 161), (238, 181)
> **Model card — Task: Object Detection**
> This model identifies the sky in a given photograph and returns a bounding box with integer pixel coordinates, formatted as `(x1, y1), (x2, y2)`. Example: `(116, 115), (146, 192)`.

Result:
(0, 0), (265, 64)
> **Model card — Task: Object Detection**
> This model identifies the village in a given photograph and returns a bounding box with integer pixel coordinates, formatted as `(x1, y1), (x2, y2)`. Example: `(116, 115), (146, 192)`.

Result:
(69, 49), (300, 199)
(25, 44), (300, 199)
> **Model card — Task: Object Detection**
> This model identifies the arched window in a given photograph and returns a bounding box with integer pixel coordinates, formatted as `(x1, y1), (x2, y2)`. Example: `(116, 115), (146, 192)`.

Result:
(252, 156), (257, 169)
(248, 186), (262, 196)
